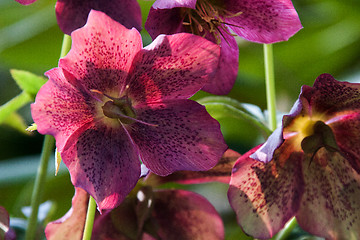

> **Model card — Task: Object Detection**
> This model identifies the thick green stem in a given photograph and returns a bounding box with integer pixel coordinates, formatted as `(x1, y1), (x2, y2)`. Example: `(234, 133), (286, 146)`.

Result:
(274, 217), (297, 240)
(263, 44), (277, 131)
(25, 34), (72, 240)
(25, 135), (54, 240)
(82, 197), (97, 240)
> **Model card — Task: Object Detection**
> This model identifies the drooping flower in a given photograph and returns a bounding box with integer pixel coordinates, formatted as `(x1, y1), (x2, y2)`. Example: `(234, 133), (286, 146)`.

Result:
(15, 0), (142, 35)
(228, 74), (360, 239)
(31, 10), (227, 211)
(145, 0), (302, 95)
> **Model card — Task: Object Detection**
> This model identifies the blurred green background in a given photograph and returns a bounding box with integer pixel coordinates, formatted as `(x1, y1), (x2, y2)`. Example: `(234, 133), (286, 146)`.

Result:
(0, 0), (359, 239)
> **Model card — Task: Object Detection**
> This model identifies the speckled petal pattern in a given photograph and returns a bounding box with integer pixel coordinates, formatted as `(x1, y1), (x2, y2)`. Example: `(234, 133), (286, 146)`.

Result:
(59, 10), (142, 95)
(131, 100), (227, 176)
(152, 0), (196, 9)
(228, 144), (304, 239)
(126, 33), (220, 104)
(56, 0), (142, 35)
(62, 122), (141, 211)
(45, 188), (89, 240)
(225, 0), (302, 43)
(297, 150), (360, 240)
(31, 68), (94, 152)
(152, 189), (224, 240)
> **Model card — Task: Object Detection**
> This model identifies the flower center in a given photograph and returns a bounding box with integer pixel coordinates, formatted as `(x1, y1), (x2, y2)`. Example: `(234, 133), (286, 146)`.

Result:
(181, 0), (242, 43)
(102, 97), (136, 124)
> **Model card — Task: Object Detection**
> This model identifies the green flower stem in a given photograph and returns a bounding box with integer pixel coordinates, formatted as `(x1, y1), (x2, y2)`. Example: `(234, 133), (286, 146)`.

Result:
(0, 91), (32, 124)
(25, 34), (72, 240)
(82, 197), (97, 240)
(263, 44), (277, 131)
(25, 135), (54, 240)
(274, 217), (297, 240)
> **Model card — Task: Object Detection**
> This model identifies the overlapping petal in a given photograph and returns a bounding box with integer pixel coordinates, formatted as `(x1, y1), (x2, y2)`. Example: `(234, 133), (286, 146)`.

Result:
(131, 100), (227, 176)
(56, 0), (142, 35)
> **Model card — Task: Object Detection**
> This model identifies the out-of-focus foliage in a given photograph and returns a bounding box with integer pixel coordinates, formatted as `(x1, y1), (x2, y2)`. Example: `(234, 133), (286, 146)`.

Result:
(0, 0), (359, 239)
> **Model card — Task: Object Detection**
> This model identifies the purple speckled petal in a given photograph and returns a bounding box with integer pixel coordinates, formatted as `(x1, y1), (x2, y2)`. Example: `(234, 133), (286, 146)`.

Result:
(59, 10), (142, 95)
(225, 0), (302, 43)
(151, 189), (224, 240)
(131, 100), (227, 176)
(145, 149), (240, 185)
(45, 188), (89, 240)
(152, 0), (196, 9)
(56, 0), (142, 35)
(31, 68), (94, 152)
(145, 7), (186, 39)
(14, 0), (36, 5)
(0, 206), (16, 240)
(202, 30), (238, 95)
(126, 33), (220, 104)
(62, 121), (141, 211)
(296, 149), (360, 240)
(228, 144), (304, 239)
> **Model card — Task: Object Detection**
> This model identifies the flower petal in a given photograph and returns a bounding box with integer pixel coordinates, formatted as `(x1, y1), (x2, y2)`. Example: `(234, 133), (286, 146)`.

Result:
(228, 144), (304, 239)
(126, 33), (220, 104)
(296, 149), (360, 240)
(0, 206), (16, 240)
(14, 0), (36, 5)
(152, 0), (196, 9)
(45, 188), (89, 240)
(145, 149), (240, 185)
(151, 189), (224, 240)
(62, 121), (141, 211)
(56, 0), (142, 35)
(31, 68), (94, 152)
(59, 10), (142, 96)
(201, 31), (239, 95)
(131, 100), (227, 176)
(226, 0), (302, 43)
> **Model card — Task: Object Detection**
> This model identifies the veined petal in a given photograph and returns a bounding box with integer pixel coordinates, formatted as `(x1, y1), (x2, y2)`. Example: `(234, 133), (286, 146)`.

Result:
(126, 33), (220, 104)
(228, 144), (304, 239)
(45, 188), (89, 240)
(226, 0), (302, 43)
(297, 149), (360, 240)
(131, 100), (227, 176)
(59, 10), (142, 96)
(152, 0), (196, 9)
(202, 31), (239, 95)
(56, 0), (142, 35)
(151, 189), (224, 240)
(62, 121), (141, 211)
(31, 68), (94, 152)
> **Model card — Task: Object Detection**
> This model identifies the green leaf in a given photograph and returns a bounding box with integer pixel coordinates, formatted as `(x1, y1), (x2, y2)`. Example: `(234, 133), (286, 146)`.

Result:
(2, 112), (30, 135)
(0, 91), (32, 124)
(10, 69), (47, 97)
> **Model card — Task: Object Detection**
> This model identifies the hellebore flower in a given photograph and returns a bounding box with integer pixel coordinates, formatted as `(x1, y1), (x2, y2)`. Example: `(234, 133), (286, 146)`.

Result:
(46, 187), (225, 240)
(0, 206), (16, 240)
(228, 74), (360, 239)
(31, 10), (227, 211)
(145, 0), (302, 95)
(15, 0), (142, 35)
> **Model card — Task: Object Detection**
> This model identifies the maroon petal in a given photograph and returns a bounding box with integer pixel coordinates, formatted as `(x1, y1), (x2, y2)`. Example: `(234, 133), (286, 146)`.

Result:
(31, 68), (94, 152)
(45, 188), (89, 240)
(152, 0), (196, 9)
(145, 149), (240, 185)
(59, 10), (142, 95)
(202, 30), (239, 95)
(296, 149), (360, 240)
(56, 0), (142, 35)
(225, 0), (302, 43)
(0, 206), (15, 240)
(228, 144), (304, 239)
(126, 33), (220, 104)
(15, 0), (36, 5)
(131, 100), (227, 176)
(62, 121), (141, 211)
(151, 189), (224, 240)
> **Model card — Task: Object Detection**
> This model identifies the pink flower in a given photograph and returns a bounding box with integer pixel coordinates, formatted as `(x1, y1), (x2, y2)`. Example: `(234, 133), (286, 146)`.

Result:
(31, 10), (227, 211)
(15, 0), (142, 35)
(228, 74), (360, 239)
(145, 0), (302, 95)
